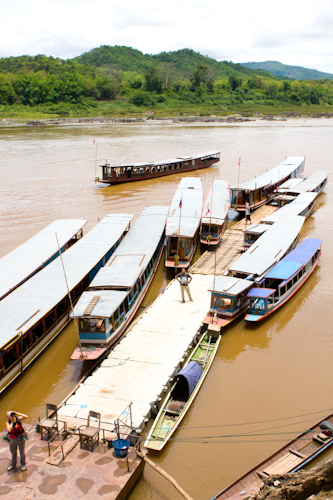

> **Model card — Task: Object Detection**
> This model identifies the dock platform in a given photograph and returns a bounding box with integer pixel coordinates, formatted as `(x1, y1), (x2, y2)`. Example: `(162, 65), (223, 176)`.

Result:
(58, 275), (213, 432)
(0, 424), (143, 500)
(191, 205), (277, 275)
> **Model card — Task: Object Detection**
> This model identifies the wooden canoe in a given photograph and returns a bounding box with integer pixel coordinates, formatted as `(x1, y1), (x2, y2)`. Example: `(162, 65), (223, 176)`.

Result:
(144, 329), (221, 451)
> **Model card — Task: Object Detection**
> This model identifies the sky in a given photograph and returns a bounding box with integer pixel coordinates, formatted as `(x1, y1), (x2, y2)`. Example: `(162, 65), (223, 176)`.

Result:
(1, 0), (333, 73)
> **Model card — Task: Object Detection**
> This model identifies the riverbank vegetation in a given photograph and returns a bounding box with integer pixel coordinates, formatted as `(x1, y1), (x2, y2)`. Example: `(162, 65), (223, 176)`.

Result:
(1, 46), (333, 119)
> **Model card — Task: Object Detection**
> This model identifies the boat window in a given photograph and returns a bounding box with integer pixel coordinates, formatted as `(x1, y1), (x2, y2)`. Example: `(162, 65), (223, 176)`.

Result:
(2, 348), (18, 373)
(179, 238), (185, 249)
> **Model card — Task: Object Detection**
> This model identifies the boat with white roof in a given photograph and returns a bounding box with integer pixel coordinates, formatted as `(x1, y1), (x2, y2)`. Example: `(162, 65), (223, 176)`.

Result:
(230, 156), (305, 212)
(245, 238), (322, 322)
(261, 191), (317, 225)
(165, 177), (203, 268)
(0, 219), (86, 301)
(71, 206), (168, 360)
(277, 170), (329, 196)
(200, 179), (230, 245)
(0, 214), (132, 394)
(98, 151), (220, 185)
(202, 215), (305, 327)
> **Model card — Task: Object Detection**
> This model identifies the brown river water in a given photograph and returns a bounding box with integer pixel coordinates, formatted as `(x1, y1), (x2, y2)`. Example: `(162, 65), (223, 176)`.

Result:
(0, 118), (332, 500)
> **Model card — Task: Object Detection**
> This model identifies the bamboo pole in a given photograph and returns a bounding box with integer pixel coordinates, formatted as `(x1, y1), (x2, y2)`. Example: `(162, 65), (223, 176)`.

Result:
(138, 452), (194, 500)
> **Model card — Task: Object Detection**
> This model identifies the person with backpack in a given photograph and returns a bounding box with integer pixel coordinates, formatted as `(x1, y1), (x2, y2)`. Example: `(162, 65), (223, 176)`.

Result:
(6, 410), (28, 471)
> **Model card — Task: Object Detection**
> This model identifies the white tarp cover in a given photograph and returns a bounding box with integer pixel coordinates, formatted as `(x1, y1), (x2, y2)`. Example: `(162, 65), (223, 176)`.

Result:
(0, 214), (133, 348)
(201, 179), (230, 225)
(0, 219), (87, 301)
(166, 177), (203, 238)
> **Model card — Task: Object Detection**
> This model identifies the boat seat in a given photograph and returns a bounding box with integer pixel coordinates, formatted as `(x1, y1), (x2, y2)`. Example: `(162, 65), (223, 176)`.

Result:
(312, 432), (332, 445)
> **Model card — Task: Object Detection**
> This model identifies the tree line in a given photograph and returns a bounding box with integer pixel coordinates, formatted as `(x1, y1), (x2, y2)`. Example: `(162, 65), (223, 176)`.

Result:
(0, 53), (333, 113)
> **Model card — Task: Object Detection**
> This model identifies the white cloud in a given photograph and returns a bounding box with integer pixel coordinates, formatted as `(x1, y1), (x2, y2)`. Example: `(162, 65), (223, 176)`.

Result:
(0, 0), (333, 73)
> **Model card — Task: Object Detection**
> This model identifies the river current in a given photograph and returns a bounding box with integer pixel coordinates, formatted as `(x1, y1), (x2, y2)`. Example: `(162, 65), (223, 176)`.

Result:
(0, 117), (332, 500)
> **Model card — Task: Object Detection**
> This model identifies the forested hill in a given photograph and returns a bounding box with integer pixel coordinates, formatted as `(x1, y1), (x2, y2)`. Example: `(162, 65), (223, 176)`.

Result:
(241, 61), (333, 80)
(1, 45), (333, 117)
(74, 46), (270, 81)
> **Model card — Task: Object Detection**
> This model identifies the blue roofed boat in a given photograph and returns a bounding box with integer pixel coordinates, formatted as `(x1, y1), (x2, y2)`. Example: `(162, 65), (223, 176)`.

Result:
(71, 206), (168, 360)
(245, 238), (322, 322)
(0, 219), (86, 301)
(202, 215), (305, 328)
(0, 214), (132, 394)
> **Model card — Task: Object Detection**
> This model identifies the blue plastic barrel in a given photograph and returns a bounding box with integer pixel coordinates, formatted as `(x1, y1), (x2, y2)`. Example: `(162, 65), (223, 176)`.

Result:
(112, 439), (130, 457)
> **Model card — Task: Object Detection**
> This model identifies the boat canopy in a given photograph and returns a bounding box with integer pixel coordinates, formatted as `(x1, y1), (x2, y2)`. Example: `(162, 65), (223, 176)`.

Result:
(277, 177), (305, 192)
(166, 178), (203, 238)
(0, 214), (133, 349)
(0, 219), (87, 301)
(73, 290), (128, 318)
(244, 224), (269, 237)
(280, 171), (329, 195)
(248, 288), (275, 298)
(228, 215), (305, 278)
(201, 180), (230, 226)
(261, 192), (317, 224)
(103, 151), (220, 169)
(265, 238), (322, 280)
(208, 276), (254, 296)
(90, 206), (168, 291)
(231, 157), (305, 192)
(171, 361), (203, 401)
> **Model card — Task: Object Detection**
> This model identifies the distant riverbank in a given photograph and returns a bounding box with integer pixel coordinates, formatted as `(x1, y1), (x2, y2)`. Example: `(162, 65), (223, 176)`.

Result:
(1, 111), (333, 128)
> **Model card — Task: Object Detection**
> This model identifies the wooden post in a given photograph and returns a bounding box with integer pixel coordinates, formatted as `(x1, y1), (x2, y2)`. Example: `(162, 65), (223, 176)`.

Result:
(138, 452), (194, 500)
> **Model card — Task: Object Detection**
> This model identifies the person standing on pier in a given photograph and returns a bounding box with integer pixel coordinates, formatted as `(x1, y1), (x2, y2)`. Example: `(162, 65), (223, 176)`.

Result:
(176, 268), (193, 303)
(6, 410), (28, 471)
(245, 202), (252, 223)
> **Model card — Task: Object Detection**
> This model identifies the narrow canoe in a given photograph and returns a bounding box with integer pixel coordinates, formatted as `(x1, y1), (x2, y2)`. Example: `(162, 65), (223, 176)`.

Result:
(144, 328), (221, 451)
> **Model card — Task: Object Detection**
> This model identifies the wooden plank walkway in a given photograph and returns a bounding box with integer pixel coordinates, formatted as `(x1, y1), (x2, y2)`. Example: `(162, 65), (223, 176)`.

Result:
(190, 229), (243, 275)
(190, 205), (277, 275)
(230, 205), (277, 231)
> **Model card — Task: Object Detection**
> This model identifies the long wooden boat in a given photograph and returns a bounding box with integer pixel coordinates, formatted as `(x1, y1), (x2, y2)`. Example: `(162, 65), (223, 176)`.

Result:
(200, 180), (230, 245)
(261, 192), (317, 225)
(98, 151), (220, 185)
(230, 156), (305, 212)
(0, 214), (132, 394)
(0, 219), (86, 301)
(211, 412), (333, 500)
(202, 215), (305, 328)
(71, 206), (168, 360)
(144, 328), (221, 451)
(165, 177), (203, 268)
(277, 170), (329, 196)
(245, 238), (322, 322)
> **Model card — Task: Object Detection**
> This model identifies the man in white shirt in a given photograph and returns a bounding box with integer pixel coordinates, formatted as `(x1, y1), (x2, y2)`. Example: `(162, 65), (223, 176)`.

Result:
(176, 268), (193, 303)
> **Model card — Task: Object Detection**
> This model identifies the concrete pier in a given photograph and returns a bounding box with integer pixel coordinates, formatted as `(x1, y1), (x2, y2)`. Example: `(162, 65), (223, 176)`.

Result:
(59, 275), (213, 431)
